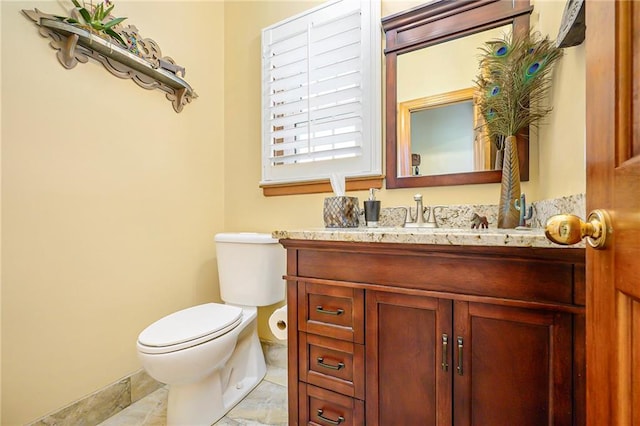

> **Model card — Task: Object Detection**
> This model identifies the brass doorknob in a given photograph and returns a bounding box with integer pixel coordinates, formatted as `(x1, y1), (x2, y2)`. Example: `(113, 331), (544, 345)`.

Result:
(545, 210), (612, 249)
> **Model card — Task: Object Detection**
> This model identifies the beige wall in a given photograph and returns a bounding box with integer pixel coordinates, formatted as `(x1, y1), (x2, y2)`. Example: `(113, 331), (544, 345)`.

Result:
(533, 0), (586, 198)
(1, 1), (225, 424)
(397, 24), (510, 102)
(1, 0), (585, 424)
(0, 2), (3, 422)
(225, 0), (585, 232)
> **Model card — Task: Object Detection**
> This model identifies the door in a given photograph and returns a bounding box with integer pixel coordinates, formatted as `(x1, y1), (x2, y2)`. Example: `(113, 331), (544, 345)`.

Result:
(365, 291), (452, 425)
(586, 1), (640, 424)
(452, 301), (574, 426)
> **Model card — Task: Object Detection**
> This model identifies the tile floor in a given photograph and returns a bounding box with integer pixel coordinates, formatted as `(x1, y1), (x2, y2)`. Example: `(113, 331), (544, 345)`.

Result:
(98, 360), (288, 426)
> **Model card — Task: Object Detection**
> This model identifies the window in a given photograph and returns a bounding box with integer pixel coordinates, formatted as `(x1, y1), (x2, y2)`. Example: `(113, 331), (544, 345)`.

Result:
(261, 0), (381, 190)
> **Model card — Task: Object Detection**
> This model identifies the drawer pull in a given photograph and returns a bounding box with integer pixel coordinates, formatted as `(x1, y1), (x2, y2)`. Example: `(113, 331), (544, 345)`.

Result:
(316, 305), (344, 316)
(441, 334), (449, 372)
(316, 408), (345, 425)
(317, 356), (345, 370)
(457, 336), (464, 376)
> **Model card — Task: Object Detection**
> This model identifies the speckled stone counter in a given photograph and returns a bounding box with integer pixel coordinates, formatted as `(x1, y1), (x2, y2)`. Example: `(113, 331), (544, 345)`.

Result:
(273, 226), (584, 248)
(274, 193), (586, 249)
(273, 194), (585, 248)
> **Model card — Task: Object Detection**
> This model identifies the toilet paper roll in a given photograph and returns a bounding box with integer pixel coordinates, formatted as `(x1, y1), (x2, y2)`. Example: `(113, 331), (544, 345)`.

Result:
(268, 305), (288, 341)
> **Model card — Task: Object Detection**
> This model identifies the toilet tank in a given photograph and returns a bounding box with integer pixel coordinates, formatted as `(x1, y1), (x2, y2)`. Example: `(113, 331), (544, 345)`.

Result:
(214, 233), (285, 306)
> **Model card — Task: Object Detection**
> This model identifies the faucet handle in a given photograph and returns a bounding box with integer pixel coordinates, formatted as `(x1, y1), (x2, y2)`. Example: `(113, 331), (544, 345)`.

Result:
(426, 205), (445, 228)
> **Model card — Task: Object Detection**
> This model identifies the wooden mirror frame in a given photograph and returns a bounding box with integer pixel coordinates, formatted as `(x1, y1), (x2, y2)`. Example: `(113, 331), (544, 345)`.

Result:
(382, 0), (533, 189)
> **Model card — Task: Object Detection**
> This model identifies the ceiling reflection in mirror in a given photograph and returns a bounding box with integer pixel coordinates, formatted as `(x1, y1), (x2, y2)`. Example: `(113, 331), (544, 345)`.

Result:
(396, 24), (510, 178)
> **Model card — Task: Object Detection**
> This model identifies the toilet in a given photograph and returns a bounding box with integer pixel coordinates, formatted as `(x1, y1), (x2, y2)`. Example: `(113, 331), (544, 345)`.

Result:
(136, 232), (285, 426)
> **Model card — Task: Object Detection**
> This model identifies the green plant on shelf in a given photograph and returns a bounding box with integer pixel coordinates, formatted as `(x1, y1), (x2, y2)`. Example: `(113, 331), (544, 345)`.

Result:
(55, 0), (127, 47)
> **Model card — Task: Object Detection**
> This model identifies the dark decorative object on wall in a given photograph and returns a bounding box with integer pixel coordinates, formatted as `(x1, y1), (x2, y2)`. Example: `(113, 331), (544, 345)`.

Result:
(475, 29), (562, 228)
(556, 0), (585, 48)
(22, 2), (197, 113)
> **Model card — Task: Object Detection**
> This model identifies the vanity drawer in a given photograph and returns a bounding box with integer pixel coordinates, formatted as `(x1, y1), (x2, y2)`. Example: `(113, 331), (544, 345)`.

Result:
(299, 333), (365, 399)
(299, 282), (364, 343)
(299, 383), (364, 426)
(297, 247), (579, 305)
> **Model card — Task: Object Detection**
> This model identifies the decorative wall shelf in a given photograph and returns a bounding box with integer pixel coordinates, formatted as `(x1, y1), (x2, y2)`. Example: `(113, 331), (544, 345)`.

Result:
(23, 9), (197, 113)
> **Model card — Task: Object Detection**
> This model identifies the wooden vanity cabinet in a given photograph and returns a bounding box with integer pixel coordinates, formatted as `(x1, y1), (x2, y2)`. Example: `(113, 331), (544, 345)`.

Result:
(281, 239), (586, 426)
(367, 293), (574, 425)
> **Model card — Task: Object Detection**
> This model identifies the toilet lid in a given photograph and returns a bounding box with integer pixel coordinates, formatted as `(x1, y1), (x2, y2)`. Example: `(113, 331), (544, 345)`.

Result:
(138, 303), (242, 348)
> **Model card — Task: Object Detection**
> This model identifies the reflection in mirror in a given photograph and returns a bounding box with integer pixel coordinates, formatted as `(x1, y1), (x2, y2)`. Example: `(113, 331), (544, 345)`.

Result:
(396, 25), (509, 178)
(398, 88), (495, 177)
(382, 0), (533, 189)
(411, 99), (475, 175)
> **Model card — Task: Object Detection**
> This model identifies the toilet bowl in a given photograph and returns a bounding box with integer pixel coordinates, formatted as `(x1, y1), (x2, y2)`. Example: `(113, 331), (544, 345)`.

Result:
(136, 233), (285, 426)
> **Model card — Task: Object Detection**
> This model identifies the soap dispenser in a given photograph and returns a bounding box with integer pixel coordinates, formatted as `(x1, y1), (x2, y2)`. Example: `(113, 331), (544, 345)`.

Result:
(364, 188), (381, 227)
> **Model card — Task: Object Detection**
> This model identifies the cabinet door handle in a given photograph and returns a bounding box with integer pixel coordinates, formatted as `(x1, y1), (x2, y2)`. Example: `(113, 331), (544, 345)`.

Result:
(316, 408), (345, 425)
(317, 357), (345, 370)
(441, 334), (449, 372)
(457, 336), (464, 376)
(316, 305), (344, 316)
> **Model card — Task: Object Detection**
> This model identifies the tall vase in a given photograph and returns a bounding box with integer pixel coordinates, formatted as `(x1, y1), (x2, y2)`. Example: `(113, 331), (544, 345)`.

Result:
(497, 135), (521, 228)
(494, 148), (504, 170)
(494, 135), (505, 170)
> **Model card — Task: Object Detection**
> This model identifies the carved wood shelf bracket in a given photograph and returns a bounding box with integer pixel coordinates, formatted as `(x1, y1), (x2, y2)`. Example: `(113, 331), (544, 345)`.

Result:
(22, 9), (197, 113)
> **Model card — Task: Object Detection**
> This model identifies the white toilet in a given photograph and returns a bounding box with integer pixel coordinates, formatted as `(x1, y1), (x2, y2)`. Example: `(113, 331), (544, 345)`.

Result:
(136, 232), (285, 426)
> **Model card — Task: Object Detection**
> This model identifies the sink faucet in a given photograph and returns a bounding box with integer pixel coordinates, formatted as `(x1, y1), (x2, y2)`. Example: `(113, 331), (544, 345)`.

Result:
(406, 194), (439, 228)
(413, 194), (427, 225)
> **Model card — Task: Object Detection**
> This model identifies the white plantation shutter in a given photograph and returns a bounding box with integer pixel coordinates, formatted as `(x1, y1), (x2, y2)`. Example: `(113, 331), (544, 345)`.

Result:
(261, 0), (381, 185)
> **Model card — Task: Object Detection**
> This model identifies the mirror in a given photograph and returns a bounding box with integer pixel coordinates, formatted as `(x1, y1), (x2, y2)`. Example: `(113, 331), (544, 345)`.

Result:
(398, 87), (489, 177)
(382, 1), (533, 189)
(397, 25), (511, 177)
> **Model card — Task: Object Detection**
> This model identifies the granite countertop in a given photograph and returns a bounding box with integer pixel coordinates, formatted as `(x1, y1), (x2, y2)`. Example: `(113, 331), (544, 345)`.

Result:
(273, 227), (585, 249)
(274, 194), (587, 249)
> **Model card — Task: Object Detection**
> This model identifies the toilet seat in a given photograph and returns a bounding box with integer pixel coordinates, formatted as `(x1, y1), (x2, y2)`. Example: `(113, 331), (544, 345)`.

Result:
(137, 303), (243, 354)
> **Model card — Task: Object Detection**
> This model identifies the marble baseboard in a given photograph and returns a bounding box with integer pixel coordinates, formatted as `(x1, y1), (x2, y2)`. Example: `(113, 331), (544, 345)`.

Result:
(261, 340), (287, 370)
(28, 370), (164, 426)
(30, 341), (287, 426)
(261, 340), (288, 388)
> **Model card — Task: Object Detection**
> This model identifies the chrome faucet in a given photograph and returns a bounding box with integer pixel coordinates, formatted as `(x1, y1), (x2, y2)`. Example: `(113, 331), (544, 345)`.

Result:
(413, 194), (427, 224)
(406, 194), (439, 228)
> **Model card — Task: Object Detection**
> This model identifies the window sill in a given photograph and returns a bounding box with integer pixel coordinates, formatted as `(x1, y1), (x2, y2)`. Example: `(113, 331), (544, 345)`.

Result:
(261, 176), (384, 197)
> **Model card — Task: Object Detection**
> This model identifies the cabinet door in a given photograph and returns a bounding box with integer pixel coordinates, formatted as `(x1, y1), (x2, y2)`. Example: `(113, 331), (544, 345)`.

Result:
(366, 291), (453, 426)
(453, 301), (573, 426)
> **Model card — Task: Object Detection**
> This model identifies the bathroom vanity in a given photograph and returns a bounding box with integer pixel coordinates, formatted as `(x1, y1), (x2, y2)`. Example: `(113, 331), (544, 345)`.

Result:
(276, 229), (585, 426)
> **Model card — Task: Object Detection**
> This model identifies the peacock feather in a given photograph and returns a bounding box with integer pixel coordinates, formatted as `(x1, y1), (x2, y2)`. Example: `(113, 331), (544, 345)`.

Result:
(475, 29), (563, 138)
